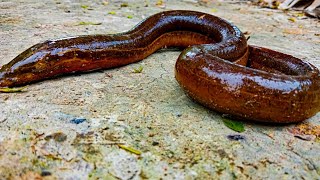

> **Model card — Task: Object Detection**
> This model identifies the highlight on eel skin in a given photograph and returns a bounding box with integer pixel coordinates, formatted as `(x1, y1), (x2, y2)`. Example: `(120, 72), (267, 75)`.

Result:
(0, 10), (319, 123)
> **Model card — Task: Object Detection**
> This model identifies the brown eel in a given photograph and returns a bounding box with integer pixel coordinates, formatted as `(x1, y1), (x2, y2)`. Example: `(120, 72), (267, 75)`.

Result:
(0, 10), (319, 123)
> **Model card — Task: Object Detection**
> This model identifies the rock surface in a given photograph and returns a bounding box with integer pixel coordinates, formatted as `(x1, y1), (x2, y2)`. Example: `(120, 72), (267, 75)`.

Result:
(0, 0), (319, 179)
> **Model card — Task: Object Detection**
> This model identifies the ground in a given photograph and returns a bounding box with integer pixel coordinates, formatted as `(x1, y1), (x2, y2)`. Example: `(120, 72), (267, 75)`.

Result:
(0, 0), (319, 179)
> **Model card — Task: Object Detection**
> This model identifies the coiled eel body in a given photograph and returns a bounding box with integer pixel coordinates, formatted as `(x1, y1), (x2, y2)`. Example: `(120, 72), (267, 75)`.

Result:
(0, 10), (319, 123)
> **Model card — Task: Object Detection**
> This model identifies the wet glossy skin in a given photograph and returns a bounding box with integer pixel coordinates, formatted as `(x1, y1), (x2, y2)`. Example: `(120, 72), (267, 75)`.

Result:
(0, 10), (319, 123)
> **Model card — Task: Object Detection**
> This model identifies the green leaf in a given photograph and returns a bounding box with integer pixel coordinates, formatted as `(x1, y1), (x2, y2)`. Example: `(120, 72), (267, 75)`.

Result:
(132, 66), (143, 73)
(211, 8), (218, 13)
(81, 5), (89, 9)
(127, 15), (133, 19)
(77, 21), (102, 26)
(0, 86), (26, 93)
(222, 118), (245, 132)
(108, 11), (116, 15)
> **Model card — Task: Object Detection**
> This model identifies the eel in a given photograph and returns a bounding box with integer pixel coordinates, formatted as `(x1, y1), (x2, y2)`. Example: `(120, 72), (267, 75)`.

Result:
(0, 10), (319, 123)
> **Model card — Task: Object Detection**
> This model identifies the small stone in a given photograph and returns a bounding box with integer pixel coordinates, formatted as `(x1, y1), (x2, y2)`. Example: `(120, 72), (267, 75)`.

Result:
(152, 141), (159, 146)
(227, 134), (246, 141)
(70, 118), (86, 124)
(41, 170), (52, 176)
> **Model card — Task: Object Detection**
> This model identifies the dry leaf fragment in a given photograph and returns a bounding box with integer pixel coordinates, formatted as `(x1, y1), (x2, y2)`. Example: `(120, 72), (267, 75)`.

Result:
(288, 17), (296, 22)
(288, 123), (320, 141)
(198, 15), (206, 19)
(0, 86), (26, 93)
(283, 28), (304, 35)
(118, 144), (141, 155)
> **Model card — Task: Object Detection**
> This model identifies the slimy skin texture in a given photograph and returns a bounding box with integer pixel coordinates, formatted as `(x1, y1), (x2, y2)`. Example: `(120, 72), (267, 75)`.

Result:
(0, 10), (319, 123)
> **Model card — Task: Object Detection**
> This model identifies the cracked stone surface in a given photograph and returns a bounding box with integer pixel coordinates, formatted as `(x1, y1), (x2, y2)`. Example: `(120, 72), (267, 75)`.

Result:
(0, 0), (319, 179)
